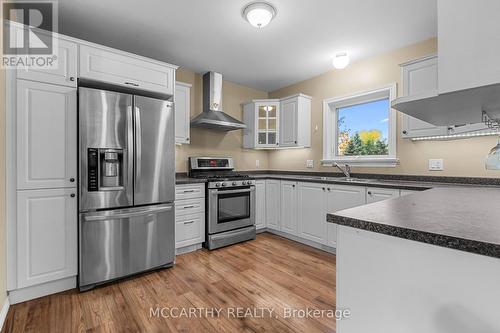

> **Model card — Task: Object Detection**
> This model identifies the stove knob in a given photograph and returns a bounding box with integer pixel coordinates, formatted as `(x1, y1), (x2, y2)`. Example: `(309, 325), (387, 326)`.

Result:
(248, 180), (253, 185)
(215, 182), (221, 187)
(221, 182), (227, 187)
(232, 181), (237, 186)
(244, 181), (249, 185)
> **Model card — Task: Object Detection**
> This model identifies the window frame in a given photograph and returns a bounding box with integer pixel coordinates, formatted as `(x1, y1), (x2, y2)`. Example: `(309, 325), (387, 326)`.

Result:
(322, 84), (398, 167)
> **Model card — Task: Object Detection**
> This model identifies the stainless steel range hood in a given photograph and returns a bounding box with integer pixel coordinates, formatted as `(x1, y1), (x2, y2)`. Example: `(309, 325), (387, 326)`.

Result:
(190, 72), (246, 131)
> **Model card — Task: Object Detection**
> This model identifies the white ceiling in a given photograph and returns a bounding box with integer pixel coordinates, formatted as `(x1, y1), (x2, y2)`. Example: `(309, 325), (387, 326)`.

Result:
(59, 0), (437, 92)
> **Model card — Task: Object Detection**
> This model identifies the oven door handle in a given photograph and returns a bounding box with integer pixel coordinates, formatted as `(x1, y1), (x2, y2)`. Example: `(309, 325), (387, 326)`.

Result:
(215, 187), (255, 195)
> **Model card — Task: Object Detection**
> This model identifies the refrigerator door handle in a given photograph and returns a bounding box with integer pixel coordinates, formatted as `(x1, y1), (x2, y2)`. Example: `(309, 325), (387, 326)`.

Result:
(127, 105), (134, 203)
(83, 204), (173, 222)
(134, 105), (142, 192)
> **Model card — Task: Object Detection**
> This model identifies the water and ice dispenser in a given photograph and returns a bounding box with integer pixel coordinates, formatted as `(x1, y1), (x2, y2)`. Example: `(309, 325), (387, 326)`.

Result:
(87, 148), (124, 191)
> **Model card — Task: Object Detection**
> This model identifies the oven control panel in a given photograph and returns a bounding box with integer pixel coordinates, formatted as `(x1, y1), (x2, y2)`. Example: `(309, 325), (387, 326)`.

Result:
(208, 180), (254, 189)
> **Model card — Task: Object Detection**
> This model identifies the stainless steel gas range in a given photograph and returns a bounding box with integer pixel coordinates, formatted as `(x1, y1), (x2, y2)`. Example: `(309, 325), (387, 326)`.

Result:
(189, 157), (256, 250)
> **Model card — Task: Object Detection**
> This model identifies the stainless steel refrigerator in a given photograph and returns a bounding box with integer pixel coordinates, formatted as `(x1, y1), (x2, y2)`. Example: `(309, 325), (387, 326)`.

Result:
(78, 87), (175, 291)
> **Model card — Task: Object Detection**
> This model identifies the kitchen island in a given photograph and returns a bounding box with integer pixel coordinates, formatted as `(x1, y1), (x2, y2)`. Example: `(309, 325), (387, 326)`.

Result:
(327, 187), (500, 333)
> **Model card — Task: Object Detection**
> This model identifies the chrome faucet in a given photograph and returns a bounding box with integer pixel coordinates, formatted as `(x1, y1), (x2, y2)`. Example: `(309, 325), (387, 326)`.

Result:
(334, 163), (351, 178)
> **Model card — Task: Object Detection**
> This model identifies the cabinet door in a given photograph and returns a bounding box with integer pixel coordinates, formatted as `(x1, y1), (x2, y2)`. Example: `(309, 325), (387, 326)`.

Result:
(255, 180), (266, 230)
(265, 180), (280, 230)
(175, 82), (191, 144)
(366, 187), (399, 204)
(326, 185), (366, 246)
(17, 80), (77, 190)
(298, 182), (327, 244)
(280, 181), (298, 235)
(79, 44), (175, 95)
(175, 213), (205, 248)
(279, 98), (298, 147)
(401, 114), (448, 138)
(17, 188), (77, 288)
(256, 101), (280, 148)
(17, 38), (77, 87)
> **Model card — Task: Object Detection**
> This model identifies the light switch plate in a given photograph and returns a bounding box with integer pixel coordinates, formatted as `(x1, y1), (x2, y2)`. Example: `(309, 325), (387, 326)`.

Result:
(306, 160), (314, 168)
(428, 159), (444, 171)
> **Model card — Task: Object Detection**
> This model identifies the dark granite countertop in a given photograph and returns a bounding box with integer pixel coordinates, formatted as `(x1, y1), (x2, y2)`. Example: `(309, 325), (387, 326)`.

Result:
(175, 175), (206, 185)
(327, 187), (500, 259)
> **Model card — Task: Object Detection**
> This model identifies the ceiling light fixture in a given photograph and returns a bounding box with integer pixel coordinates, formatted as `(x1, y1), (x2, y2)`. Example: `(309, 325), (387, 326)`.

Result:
(332, 52), (350, 69)
(242, 2), (277, 28)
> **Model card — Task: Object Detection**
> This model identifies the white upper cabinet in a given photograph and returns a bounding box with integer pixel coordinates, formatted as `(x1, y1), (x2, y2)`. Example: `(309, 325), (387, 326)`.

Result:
(243, 100), (280, 149)
(265, 180), (280, 231)
(399, 55), (448, 138)
(279, 94), (311, 148)
(17, 37), (78, 87)
(79, 44), (176, 95)
(298, 182), (327, 244)
(17, 188), (77, 288)
(438, 0), (500, 94)
(393, 0), (500, 126)
(255, 180), (266, 230)
(17, 80), (77, 190)
(280, 181), (298, 235)
(243, 94), (311, 149)
(175, 82), (191, 144)
(399, 55), (489, 138)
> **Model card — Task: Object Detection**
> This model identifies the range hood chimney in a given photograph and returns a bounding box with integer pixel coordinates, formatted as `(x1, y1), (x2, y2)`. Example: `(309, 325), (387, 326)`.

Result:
(190, 72), (247, 131)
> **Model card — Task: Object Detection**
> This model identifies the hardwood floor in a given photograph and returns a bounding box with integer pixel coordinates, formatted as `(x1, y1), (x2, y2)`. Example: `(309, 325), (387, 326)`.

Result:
(2, 233), (337, 333)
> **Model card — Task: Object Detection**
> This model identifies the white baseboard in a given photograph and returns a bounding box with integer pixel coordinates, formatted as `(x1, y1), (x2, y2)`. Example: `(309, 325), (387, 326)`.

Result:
(263, 228), (337, 254)
(176, 243), (203, 255)
(8, 276), (76, 305)
(0, 297), (10, 331)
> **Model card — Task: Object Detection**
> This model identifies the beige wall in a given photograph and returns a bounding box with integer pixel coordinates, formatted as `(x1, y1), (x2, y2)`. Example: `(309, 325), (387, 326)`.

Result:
(175, 68), (270, 172)
(269, 38), (499, 177)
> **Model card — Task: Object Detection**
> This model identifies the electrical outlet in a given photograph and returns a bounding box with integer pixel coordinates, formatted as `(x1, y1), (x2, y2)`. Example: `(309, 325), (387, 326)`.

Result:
(255, 159), (260, 168)
(428, 159), (444, 171)
(306, 160), (314, 168)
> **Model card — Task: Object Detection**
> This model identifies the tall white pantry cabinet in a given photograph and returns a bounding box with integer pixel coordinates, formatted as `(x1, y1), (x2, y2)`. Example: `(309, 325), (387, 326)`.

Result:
(8, 36), (79, 301)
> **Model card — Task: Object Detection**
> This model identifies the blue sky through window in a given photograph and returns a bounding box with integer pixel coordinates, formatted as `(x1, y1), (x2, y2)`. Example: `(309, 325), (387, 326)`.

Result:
(337, 98), (389, 139)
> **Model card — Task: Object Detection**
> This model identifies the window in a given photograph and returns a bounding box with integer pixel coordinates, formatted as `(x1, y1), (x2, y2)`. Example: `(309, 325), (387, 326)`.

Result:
(322, 85), (398, 167)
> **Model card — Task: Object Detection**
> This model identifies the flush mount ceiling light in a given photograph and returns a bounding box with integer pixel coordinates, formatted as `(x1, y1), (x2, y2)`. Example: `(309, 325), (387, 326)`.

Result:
(332, 52), (350, 69)
(242, 2), (277, 28)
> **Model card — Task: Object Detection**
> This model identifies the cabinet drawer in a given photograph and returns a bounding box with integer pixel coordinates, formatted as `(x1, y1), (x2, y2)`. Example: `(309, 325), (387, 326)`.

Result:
(175, 184), (205, 200)
(175, 197), (204, 216)
(79, 45), (175, 95)
(175, 213), (205, 248)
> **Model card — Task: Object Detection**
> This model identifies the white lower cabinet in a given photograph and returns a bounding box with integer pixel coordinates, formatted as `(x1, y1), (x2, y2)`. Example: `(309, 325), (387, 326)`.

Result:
(175, 213), (205, 248)
(326, 185), (366, 247)
(366, 187), (400, 204)
(400, 189), (418, 197)
(255, 180), (266, 230)
(298, 182), (327, 244)
(280, 181), (298, 235)
(16, 188), (77, 288)
(175, 184), (205, 249)
(265, 180), (281, 231)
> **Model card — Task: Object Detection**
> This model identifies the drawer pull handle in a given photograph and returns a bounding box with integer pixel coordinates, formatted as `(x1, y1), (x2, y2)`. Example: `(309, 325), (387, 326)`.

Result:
(124, 81), (139, 87)
(183, 190), (196, 193)
(182, 205), (195, 209)
(184, 220), (195, 225)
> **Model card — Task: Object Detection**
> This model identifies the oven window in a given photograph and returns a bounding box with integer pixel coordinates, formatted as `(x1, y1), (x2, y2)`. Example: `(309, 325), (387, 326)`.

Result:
(218, 191), (250, 223)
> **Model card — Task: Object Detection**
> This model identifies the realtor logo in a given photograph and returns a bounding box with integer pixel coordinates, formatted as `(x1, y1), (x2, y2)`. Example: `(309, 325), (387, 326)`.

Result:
(1, 0), (58, 69)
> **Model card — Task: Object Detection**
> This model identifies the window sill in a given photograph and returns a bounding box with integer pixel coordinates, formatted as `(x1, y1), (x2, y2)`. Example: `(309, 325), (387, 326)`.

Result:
(321, 157), (399, 168)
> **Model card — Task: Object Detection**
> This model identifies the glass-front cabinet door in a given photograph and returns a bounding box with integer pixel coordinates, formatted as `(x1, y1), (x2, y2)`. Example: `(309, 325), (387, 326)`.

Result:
(256, 101), (280, 148)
